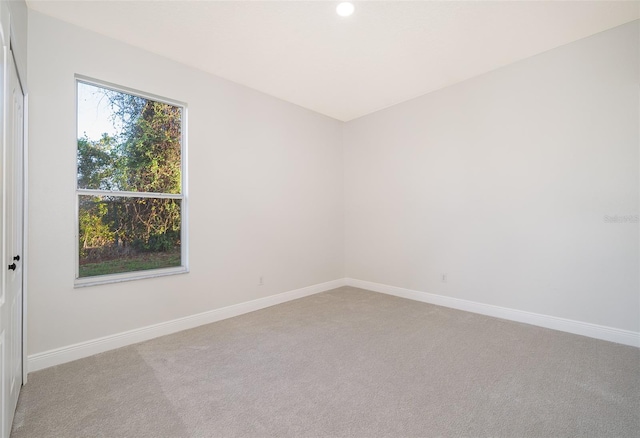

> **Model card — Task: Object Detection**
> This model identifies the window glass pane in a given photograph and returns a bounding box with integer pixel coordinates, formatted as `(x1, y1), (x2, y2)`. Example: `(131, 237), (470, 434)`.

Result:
(77, 82), (182, 194)
(78, 195), (182, 278)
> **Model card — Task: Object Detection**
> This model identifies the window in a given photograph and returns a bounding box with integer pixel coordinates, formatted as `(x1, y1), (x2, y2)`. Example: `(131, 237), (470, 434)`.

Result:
(76, 77), (187, 285)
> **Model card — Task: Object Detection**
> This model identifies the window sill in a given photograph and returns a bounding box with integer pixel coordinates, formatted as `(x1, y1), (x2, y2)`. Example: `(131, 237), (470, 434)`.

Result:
(74, 266), (189, 288)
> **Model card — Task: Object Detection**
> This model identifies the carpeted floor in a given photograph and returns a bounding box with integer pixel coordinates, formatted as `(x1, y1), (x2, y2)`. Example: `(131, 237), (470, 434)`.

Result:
(11, 287), (640, 437)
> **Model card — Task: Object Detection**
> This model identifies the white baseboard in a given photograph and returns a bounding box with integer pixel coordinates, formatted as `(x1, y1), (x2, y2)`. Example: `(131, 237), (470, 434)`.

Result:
(28, 276), (638, 373)
(346, 278), (640, 348)
(28, 278), (347, 372)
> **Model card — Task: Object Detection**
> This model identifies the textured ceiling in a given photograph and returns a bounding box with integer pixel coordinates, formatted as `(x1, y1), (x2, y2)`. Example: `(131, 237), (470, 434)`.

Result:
(27, 1), (639, 121)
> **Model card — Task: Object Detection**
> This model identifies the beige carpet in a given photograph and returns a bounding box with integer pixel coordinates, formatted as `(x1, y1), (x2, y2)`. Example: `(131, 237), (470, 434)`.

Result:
(11, 287), (640, 437)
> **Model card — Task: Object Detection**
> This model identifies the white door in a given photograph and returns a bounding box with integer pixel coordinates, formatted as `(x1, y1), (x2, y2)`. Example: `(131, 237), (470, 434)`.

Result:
(1, 49), (24, 438)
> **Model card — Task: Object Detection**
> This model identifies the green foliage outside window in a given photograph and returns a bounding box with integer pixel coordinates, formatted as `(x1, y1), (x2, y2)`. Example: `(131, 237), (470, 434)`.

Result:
(77, 82), (183, 278)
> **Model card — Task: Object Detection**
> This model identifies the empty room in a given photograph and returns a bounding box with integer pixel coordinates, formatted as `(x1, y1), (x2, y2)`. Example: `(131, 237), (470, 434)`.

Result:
(0, 0), (638, 437)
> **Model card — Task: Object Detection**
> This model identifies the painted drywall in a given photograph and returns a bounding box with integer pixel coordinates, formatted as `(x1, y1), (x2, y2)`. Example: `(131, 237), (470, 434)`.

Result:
(344, 21), (640, 332)
(27, 11), (344, 355)
(5, 0), (27, 82)
(27, 8), (639, 360)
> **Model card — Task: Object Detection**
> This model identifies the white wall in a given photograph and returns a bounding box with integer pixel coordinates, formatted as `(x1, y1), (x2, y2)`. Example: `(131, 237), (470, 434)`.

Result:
(27, 10), (639, 361)
(27, 11), (344, 356)
(4, 0), (27, 82)
(345, 21), (639, 332)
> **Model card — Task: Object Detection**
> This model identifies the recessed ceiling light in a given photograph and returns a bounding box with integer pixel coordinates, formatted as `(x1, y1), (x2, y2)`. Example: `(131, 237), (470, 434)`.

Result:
(336, 2), (355, 18)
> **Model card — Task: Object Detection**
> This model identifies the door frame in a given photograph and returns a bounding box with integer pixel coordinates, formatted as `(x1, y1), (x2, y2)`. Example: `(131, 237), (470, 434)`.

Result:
(0, 0), (27, 391)
(9, 44), (27, 385)
(0, 6), (28, 435)
(6, 32), (27, 387)
(20, 83), (26, 385)
(6, 43), (26, 387)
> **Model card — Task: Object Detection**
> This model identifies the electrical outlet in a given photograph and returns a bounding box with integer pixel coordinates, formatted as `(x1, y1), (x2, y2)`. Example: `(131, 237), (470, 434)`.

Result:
(258, 276), (264, 286)
(441, 273), (447, 283)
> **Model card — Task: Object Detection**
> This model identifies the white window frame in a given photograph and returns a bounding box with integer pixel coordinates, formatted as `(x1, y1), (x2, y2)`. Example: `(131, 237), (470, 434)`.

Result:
(74, 75), (189, 287)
